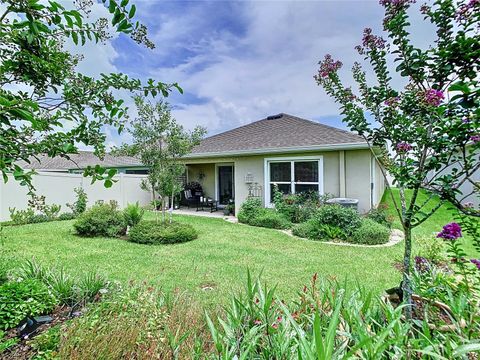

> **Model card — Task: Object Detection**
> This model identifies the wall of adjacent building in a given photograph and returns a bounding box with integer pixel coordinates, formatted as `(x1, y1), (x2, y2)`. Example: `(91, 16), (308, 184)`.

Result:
(0, 172), (151, 221)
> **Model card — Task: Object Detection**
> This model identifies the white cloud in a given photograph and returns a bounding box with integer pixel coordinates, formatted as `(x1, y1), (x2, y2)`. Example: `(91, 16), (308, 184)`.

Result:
(147, 1), (435, 136)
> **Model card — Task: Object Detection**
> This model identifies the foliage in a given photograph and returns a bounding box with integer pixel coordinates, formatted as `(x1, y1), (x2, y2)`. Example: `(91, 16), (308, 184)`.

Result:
(9, 207), (35, 225)
(237, 197), (263, 224)
(30, 325), (61, 359)
(249, 209), (291, 230)
(206, 272), (480, 359)
(17, 259), (108, 306)
(73, 203), (126, 237)
(272, 187), (329, 223)
(113, 97), (205, 223)
(414, 235), (446, 265)
(315, 0), (480, 314)
(57, 212), (76, 221)
(313, 204), (362, 236)
(30, 214), (50, 224)
(58, 286), (211, 359)
(0, 0), (181, 191)
(366, 203), (393, 229)
(351, 218), (390, 245)
(0, 279), (57, 330)
(128, 221), (198, 245)
(123, 202), (145, 227)
(292, 220), (319, 239)
(66, 188), (88, 216)
(184, 181), (203, 193)
(43, 204), (61, 221)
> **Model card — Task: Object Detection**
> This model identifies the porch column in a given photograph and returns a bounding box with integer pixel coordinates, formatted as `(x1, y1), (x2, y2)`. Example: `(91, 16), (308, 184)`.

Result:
(339, 151), (346, 197)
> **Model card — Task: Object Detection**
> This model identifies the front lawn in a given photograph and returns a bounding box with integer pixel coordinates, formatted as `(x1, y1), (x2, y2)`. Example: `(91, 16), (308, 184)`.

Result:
(3, 212), (402, 304)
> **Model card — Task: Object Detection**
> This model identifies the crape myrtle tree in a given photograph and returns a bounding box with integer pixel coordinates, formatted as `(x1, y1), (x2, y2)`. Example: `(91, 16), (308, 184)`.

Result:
(114, 96), (205, 223)
(0, 0), (182, 190)
(315, 0), (479, 317)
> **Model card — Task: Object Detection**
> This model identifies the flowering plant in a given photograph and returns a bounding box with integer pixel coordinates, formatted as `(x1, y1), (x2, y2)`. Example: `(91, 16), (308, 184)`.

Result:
(315, 0), (479, 317)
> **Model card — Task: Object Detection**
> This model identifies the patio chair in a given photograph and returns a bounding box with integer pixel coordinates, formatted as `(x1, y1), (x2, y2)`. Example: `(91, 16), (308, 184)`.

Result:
(184, 189), (200, 208)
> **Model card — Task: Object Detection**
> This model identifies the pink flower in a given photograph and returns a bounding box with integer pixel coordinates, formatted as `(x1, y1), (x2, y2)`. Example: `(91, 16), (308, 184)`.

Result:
(379, 0), (416, 6)
(316, 54), (342, 78)
(424, 89), (444, 106)
(437, 222), (462, 240)
(471, 259), (480, 270)
(253, 319), (262, 325)
(396, 142), (413, 152)
(361, 28), (386, 50)
(470, 135), (480, 144)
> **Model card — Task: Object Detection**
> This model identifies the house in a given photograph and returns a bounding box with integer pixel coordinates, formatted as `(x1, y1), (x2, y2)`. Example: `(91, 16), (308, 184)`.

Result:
(183, 113), (385, 214)
(17, 151), (148, 174)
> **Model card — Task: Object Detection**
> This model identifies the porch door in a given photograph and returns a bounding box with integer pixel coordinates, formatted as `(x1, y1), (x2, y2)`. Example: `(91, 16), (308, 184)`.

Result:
(218, 165), (234, 205)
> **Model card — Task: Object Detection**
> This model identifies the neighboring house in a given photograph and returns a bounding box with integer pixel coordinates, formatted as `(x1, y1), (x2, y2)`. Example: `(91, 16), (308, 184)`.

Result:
(17, 151), (148, 174)
(183, 113), (385, 214)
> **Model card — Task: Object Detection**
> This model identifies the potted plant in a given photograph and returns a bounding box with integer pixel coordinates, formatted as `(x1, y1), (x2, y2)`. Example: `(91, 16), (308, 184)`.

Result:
(224, 199), (235, 216)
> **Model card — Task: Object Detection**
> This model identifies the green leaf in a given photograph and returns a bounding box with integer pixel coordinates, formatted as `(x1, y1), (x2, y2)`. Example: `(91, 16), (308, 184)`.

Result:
(104, 179), (113, 188)
(121, 0), (129, 6)
(128, 4), (136, 18)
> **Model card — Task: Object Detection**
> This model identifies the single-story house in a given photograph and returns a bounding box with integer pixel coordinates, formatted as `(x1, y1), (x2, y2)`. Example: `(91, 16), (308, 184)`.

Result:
(17, 151), (148, 174)
(183, 113), (385, 214)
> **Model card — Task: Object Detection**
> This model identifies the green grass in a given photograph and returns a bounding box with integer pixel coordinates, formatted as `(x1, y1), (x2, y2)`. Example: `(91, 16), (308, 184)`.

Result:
(382, 188), (479, 257)
(2, 190), (477, 305)
(2, 213), (402, 305)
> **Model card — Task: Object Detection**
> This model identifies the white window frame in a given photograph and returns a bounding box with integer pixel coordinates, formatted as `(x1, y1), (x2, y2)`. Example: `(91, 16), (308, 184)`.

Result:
(264, 155), (324, 206)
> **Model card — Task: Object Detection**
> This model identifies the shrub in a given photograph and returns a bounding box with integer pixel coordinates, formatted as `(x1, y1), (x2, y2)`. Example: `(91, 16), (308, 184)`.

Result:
(43, 204), (62, 220)
(272, 188), (326, 223)
(0, 279), (57, 330)
(350, 218), (390, 245)
(292, 220), (318, 239)
(237, 198), (263, 224)
(31, 325), (61, 357)
(128, 221), (198, 245)
(366, 204), (393, 229)
(415, 236), (446, 265)
(9, 207), (35, 225)
(58, 212), (76, 221)
(73, 203), (126, 237)
(30, 214), (50, 223)
(250, 209), (291, 230)
(67, 187), (88, 216)
(123, 202), (145, 227)
(313, 204), (361, 236)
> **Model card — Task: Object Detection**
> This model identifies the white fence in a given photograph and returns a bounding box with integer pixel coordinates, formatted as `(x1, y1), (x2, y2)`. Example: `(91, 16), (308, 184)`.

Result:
(0, 172), (151, 221)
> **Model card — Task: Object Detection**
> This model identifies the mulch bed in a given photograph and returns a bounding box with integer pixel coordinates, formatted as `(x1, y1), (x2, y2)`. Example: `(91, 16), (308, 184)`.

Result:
(1, 306), (81, 360)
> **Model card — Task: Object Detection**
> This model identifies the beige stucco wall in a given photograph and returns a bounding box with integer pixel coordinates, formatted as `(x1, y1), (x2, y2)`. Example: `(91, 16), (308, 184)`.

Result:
(185, 149), (385, 214)
(374, 155), (385, 207)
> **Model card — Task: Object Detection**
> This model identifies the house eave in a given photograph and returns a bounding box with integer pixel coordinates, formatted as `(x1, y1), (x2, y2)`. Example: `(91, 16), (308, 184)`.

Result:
(183, 142), (370, 159)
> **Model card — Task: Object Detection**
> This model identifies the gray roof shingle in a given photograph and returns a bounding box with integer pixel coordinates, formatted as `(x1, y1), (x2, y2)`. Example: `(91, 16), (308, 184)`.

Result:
(17, 151), (143, 170)
(188, 113), (366, 157)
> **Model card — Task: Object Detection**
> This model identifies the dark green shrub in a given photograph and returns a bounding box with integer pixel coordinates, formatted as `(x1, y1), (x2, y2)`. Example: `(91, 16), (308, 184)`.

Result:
(366, 204), (393, 229)
(0, 279), (57, 330)
(237, 198), (263, 224)
(292, 220), (319, 239)
(58, 212), (76, 221)
(30, 214), (50, 223)
(350, 218), (390, 245)
(128, 221), (198, 245)
(313, 205), (361, 236)
(250, 209), (291, 229)
(43, 204), (62, 220)
(123, 202), (145, 227)
(31, 325), (61, 356)
(73, 203), (126, 237)
(8, 207), (35, 225)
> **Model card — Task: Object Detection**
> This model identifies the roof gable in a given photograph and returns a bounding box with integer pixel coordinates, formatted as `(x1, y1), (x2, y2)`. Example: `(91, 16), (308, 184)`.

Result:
(189, 113), (366, 156)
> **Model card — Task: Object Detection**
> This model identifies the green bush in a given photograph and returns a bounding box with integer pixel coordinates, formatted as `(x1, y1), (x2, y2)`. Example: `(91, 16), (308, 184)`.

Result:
(272, 188), (326, 223)
(8, 207), (35, 225)
(58, 212), (76, 221)
(73, 203), (126, 237)
(128, 221), (198, 245)
(250, 209), (291, 229)
(43, 204), (61, 220)
(366, 204), (393, 229)
(0, 279), (57, 330)
(292, 220), (319, 239)
(123, 202), (145, 227)
(292, 220), (346, 241)
(30, 214), (50, 223)
(313, 205), (361, 236)
(237, 198), (263, 224)
(67, 187), (88, 216)
(350, 218), (390, 245)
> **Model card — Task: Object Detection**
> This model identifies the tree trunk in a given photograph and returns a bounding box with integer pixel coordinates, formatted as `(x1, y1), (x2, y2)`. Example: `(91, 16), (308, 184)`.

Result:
(152, 187), (158, 224)
(161, 197), (166, 224)
(170, 189), (174, 224)
(402, 225), (413, 320)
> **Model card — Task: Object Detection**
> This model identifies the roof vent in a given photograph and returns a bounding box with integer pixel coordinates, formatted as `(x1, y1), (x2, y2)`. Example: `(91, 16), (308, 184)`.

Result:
(266, 114), (283, 120)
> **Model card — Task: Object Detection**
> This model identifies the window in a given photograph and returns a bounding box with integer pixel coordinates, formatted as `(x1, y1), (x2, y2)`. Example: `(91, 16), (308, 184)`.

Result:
(265, 156), (323, 205)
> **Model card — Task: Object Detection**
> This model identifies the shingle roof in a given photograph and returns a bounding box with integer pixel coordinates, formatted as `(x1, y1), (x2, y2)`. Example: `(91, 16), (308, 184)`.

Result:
(17, 151), (143, 170)
(188, 113), (366, 157)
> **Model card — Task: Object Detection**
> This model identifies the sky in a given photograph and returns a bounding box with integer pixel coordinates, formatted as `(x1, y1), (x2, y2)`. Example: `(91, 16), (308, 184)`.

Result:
(71, 0), (433, 148)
